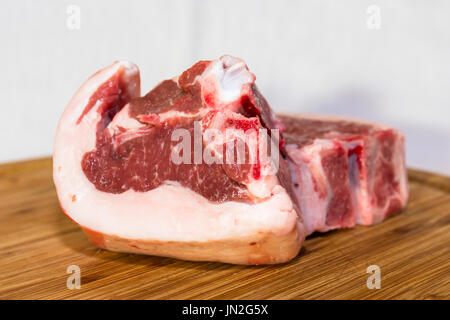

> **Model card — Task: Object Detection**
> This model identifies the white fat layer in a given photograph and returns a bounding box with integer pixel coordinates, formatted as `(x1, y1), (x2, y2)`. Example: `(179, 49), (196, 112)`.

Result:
(158, 109), (206, 121)
(63, 181), (296, 241)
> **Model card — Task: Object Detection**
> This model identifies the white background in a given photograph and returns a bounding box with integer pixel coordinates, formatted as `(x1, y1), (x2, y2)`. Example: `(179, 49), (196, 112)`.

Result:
(1, 0), (449, 175)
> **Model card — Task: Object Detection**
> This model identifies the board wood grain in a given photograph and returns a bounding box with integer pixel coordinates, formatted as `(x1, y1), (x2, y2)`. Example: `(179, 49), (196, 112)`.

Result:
(0, 157), (448, 300)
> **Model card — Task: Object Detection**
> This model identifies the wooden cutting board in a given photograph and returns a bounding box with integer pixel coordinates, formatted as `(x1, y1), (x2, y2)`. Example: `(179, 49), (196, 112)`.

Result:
(0, 157), (448, 300)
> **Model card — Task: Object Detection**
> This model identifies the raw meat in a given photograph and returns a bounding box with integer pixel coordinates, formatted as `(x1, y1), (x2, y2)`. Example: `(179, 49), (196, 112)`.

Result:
(53, 56), (305, 265)
(53, 55), (409, 265)
(281, 114), (409, 235)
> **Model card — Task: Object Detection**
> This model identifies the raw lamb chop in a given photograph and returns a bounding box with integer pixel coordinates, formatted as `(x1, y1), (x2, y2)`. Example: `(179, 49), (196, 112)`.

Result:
(53, 56), (305, 265)
(281, 114), (409, 235)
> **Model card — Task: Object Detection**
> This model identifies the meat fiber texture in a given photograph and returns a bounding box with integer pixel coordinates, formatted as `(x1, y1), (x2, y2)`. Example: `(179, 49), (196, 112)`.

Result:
(281, 114), (409, 236)
(53, 56), (304, 265)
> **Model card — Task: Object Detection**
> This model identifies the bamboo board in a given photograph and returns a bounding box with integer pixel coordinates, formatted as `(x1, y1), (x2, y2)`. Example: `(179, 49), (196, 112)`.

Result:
(0, 158), (448, 299)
